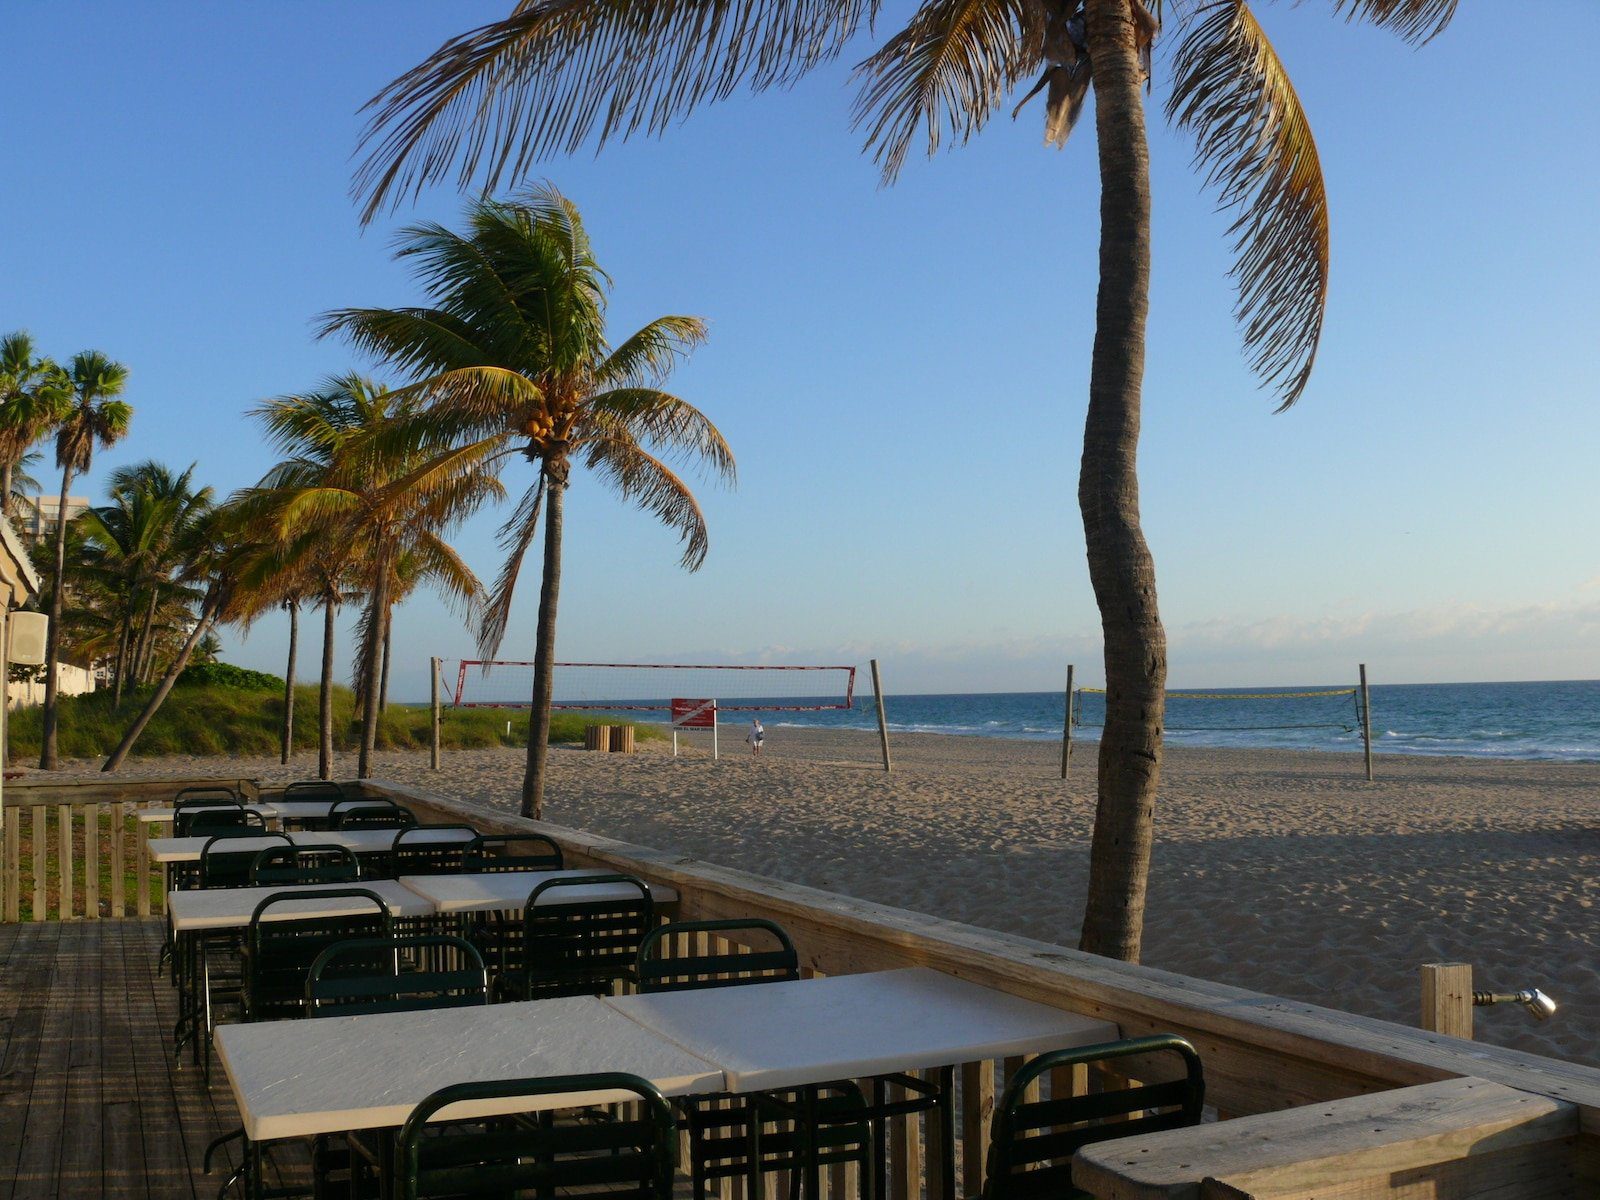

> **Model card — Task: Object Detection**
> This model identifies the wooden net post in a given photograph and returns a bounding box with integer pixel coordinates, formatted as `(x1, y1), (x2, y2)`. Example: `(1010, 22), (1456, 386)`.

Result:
(871, 658), (892, 773)
(1060, 663), (1075, 779)
(1359, 663), (1374, 781)
(430, 657), (442, 771)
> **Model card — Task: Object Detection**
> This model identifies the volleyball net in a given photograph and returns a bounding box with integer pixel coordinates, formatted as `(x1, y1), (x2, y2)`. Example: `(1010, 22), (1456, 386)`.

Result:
(1071, 685), (1363, 734)
(450, 660), (857, 713)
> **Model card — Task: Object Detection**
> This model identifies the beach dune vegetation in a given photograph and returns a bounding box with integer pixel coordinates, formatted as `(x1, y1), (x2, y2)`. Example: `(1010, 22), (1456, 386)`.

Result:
(321, 190), (734, 819)
(351, 0), (1456, 961)
(10, 680), (657, 761)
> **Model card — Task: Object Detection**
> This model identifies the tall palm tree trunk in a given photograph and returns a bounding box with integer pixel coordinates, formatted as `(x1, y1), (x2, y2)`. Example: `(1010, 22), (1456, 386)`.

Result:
(281, 600), (299, 764)
(1, 463), (12, 517)
(39, 466), (75, 770)
(522, 463), (568, 820)
(319, 597), (336, 780)
(378, 611), (391, 714)
(357, 554), (392, 779)
(102, 594), (221, 772)
(132, 593), (157, 683)
(1076, 0), (1167, 964)
(112, 610), (133, 706)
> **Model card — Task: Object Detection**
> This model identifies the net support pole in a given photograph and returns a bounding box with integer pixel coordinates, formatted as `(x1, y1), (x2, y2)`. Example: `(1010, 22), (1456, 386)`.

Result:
(871, 658), (892, 773)
(429, 657), (442, 771)
(1359, 663), (1374, 781)
(1060, 664), (1075, 779)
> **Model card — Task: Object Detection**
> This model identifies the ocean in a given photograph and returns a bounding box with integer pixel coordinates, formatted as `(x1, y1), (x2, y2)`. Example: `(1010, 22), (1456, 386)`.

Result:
(745, 679), (1600, 763)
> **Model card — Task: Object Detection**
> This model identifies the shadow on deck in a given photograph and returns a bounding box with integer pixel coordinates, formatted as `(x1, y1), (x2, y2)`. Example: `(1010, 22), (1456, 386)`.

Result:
(0, 920), (306, 1200)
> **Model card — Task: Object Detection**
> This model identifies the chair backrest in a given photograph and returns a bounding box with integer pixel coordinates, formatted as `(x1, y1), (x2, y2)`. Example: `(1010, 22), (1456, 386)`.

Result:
(306, 934), (488, 1016)
(199, 831), (293, 889)
(244, 889), (392, 1022)
(175, 800), (259, 838)
(176, 785), (241, 804)
(332, 799), (416, 830)
(390, 826), (481, 876)
(982, 1035), (1204, 1200)
(636, 919), (799, 993)
(515, 874), (654, 999)
(467, 833), (564, 872)
(395, 1073), (676, 1200)
(249, 843), (362, 886)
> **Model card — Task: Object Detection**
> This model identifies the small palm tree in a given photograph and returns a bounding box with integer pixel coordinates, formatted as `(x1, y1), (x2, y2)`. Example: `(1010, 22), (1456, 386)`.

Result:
(41, 350), (131, 770)
(0, 331), (70, 519)
(253, 375), (496, 778)
(354, 0), (1456, 955)
(76, 462), (213, 704)
(323, 189), (735, 818)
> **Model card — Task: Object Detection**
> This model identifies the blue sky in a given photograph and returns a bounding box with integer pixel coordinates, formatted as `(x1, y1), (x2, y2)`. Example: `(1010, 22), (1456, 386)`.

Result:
(4, 2), (1598, 699)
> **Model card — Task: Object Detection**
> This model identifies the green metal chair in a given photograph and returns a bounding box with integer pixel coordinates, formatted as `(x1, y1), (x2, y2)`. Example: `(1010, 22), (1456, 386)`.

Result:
(465, 832), (563, 871)
(389, 825), (481, 876)
(248, 843), (362, 886)
(393, 1073), (678, 1200)
(306, 934), (488, 1016)
(637, 920), (873, 1200)
(490, 873), (653, 1001)
(279, 779), (348, 830)
(332, 800), (417, 830)
(198, 832), (292, 889)
(980, 1035), (1205, 1200)
(243, 888), (393, 1023)
(174, 801), (260, 840)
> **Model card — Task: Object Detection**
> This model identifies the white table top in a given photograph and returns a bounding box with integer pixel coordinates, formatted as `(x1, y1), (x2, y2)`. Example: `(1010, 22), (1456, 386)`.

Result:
(166, 879), (435, 932)
(216, 997), (723, 1142)
(138, 803), (277, 824)
(397, 870), (679, 913)
(604, 967), (1120, 1093)
(148, 827), (472, 862)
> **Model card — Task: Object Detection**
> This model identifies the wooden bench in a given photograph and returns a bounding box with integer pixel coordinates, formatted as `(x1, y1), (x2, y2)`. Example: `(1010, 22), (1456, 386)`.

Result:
(1073, 1075), (1579, 1200)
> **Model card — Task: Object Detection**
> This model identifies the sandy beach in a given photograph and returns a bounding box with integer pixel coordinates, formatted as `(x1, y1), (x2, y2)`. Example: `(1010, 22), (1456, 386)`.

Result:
(53, 727), (1600, 1067)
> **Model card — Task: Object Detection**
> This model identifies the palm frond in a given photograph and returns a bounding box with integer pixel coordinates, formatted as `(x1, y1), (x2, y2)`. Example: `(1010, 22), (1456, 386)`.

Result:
(354, 0), (880, 222)
(1167, 0), (1328, 409)
(1328, 0), (1456, 43)
(478, 479), (545, 659)
(852, 0), (1041, 183)
(582, 388), (736, 483)
(584, 438), (711, 569)
(595, 316), (709, 388)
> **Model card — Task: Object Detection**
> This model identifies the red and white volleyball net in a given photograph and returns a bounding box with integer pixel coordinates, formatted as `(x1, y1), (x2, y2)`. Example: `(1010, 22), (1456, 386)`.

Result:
(451, 661), (857, 714)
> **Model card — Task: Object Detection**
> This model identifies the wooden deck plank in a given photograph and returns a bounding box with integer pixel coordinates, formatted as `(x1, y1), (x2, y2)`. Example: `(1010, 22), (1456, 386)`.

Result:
(57, 919), (104, 1198)
(0, 924), (59, 1200)
(101, 922), (150, 1200)
(119, 919), (206, 1199)
(11, 920), (72, 1199)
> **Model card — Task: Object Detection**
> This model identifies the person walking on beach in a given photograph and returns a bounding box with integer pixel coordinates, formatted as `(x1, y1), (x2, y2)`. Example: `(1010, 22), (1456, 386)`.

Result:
(748, 717), (765, 757)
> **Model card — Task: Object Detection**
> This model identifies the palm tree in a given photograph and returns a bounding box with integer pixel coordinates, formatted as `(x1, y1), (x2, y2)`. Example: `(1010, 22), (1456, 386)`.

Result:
(41, 351), (131, 770)
(0, 332), (70, 519)
(323, 190), (734, 819)
(253, 375), (494, 778)
(77, 461), (213, 704)
(102, 500), (263, 771)
(353, 0), (1455, 957)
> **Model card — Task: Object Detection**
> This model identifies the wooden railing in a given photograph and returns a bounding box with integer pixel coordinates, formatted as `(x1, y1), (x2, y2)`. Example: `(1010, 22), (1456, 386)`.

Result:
(0, 777), (259, 922)
(4, 772), (1594, 1195)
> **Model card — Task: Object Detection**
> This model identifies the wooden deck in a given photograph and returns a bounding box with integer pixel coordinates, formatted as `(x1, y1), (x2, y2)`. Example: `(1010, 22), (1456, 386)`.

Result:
(0, 919), (302, 1200)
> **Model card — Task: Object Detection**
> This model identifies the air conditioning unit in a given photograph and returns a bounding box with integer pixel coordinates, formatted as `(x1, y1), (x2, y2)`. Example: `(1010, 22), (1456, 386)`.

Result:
(8, 611), (49, 667)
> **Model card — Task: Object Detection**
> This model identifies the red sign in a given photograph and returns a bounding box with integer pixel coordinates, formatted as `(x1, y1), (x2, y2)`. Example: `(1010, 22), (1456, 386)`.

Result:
(670, 698), (717, 729)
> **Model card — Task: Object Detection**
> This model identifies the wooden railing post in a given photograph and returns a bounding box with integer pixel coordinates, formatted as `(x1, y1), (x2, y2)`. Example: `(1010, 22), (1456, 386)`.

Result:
(83, 803), (99, 919)
(31, 806), (46, 921)
(961, 1059), (995, 1199)
(1421, 962), (1473, 1039)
